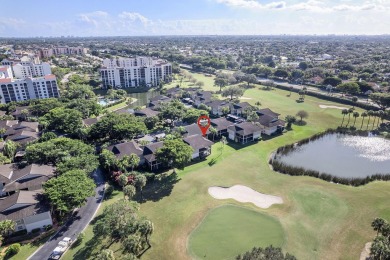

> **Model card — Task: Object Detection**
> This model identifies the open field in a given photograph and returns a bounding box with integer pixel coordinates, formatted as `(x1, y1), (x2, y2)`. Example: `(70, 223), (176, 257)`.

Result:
(188, 205), (284, 259)
(64, 84), (390, 260)
(165, 70), (217, 92)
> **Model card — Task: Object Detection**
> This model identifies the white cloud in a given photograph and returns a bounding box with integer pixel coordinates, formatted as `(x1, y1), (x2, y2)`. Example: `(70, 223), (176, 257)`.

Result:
(216, 0), (286, 10)
(216, 0), (389, 12)
(78, 11), (109, 27)
(118, 12), (150, 26)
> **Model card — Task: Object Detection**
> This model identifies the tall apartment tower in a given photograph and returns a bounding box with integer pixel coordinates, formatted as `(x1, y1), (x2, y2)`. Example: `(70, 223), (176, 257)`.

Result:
(0, 56), (60, 104)
(100, 57), (172, 88)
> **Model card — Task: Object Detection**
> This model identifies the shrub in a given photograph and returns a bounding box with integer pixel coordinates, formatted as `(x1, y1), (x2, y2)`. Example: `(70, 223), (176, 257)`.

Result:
(9, 229), (27, 237)
(105, 184), (114, 198)
(5, 243), (21, 257)
(44, 225), (53, 231)
(31, 228), (41, 234)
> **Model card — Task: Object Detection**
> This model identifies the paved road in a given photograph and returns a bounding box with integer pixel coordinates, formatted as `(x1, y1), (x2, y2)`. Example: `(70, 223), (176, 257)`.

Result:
(28, 169), (105, 260)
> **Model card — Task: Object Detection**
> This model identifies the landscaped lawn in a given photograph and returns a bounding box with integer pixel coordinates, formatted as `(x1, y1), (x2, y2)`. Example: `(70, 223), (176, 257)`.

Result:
(64, 85), (390, 260)
(188, 205), (284, 259)
(165, 70), (217, 92)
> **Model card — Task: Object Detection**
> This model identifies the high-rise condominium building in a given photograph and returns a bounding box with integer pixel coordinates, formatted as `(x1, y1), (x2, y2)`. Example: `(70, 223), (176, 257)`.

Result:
(0, 56), (59, 104)
(100, 57), (172, 89)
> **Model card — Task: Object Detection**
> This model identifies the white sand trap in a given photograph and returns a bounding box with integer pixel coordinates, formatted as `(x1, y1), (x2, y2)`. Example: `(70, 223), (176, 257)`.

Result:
(208, 185), (283, 209)
(240, 97), (252, 100)
(319, 104), (347, 110)
(360, 242), (372, 260)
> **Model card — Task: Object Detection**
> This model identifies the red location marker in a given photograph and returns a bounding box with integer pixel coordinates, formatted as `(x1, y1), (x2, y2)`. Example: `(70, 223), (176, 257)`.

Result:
(197, 115), (211, 136)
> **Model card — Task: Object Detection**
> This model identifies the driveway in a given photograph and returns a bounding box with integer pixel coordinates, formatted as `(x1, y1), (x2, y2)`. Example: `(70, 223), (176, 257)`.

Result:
(28, 168), (105, 260)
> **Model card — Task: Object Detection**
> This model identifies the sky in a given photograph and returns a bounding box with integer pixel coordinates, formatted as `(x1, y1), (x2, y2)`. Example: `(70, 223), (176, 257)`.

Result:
(0, 0), (389, 37)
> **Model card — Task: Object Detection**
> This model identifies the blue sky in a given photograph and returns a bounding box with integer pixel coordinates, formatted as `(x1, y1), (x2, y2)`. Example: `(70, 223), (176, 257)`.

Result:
(0, 0), (389, 36)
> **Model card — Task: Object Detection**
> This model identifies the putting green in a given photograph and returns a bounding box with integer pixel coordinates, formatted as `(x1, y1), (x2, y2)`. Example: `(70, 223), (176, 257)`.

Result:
(188, 205), (285, 259)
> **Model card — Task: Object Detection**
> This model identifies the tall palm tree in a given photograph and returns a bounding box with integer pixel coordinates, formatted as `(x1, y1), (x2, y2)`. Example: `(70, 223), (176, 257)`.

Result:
(346, 108), (354, 126)
(209, 126), (218, 141)
(372, 111), (379, 128)
(341, 109), (348, 127)
(352, 112), (359, 127)
(377, 110), (384, 127)
(367, 110), (374, 129)
(138, 220), (154, 248)
(371, 218), (386, 236)
(360, 112), (367, 129)
(351, 96), (358, 108)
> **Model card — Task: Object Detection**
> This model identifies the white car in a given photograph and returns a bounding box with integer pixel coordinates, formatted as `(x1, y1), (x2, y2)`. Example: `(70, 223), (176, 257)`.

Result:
(49, 237), (73, 259)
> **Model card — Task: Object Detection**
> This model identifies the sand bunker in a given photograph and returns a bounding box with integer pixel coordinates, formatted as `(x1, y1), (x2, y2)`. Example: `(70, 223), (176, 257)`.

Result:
(319, 104), (347, 110)
(208, 185), (283, 209)
(240, 97), (252, 100)
(360, 242), (372, 260)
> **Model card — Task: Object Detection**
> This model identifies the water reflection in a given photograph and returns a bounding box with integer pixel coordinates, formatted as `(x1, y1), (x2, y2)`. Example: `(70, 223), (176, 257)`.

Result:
(277, 134), (390, 178)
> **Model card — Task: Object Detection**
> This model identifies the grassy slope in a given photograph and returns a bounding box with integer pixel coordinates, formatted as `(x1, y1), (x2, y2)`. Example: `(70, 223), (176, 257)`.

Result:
(188, 205), (285, 259)
(64, 78), (390, 260)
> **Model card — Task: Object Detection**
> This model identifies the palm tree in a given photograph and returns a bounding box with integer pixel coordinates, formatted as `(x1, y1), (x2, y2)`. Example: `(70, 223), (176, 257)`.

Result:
(352, 112), (359, 127)
(346, 108), (354, 127)
(123, 185), (136, 200)
(135, 174), (147, 201)
(351, 96), (358, 108)
(367, 110), (374, 129)
(377, 110), (385, 127)
(209, 126), (218, 141)
(341, 109), (348, 127)
(372, 111), (379, 129)
(371, 218), (386, 236)
(138, 220), (154, 248)
(360, 112), (367, 129)
(0, 220), (15, 237)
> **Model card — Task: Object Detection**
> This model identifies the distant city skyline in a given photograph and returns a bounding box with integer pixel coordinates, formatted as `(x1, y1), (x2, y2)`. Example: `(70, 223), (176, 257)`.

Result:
(1, 0), (389, 37)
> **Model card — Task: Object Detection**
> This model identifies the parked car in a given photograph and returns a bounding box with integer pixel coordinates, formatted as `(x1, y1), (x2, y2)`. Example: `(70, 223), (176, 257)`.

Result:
(49, 237), (72, 260)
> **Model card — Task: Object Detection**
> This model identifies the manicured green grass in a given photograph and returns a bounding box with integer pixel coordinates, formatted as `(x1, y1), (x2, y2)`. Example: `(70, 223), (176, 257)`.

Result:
(104, 99), (129, 112)
(165, 70), (217, 92)
(67, 85), (390, 260)
(62, 189), (122, 260)
(188, 205), (284, 259)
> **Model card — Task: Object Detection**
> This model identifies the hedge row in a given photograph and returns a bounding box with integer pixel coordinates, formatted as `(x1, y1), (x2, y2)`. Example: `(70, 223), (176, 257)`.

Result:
(272, 83), (379, 111)
(270, 159), (390, 186)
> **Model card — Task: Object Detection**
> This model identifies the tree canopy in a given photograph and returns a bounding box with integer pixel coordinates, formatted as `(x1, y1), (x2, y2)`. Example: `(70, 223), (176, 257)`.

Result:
(93, 199), (153, 257)
(369, 93), (390, 110)
(89, 113), (147, 141)
(63, 84), (96, 100)
(222, 86), (245, 100)
(236, 245), (296, 260)
(44, 169), (95, 216)
(156, 139), (193, 169)
(40, 107), (83, 135)
(26, 137), (95, 165)
(369, 218), (390, 259)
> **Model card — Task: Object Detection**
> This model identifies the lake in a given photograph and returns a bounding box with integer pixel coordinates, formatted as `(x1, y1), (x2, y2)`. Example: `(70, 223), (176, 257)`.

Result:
(127, 90), (160, 108)
(274, 134), (390, 178)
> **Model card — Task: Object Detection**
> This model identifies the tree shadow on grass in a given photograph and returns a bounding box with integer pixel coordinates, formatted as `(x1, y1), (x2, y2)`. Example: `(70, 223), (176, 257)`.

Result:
(294, 120), (307, 126)
(135, 172), (180, 203)
(72, 233), (103, 260)
(226, 140), (259, 150)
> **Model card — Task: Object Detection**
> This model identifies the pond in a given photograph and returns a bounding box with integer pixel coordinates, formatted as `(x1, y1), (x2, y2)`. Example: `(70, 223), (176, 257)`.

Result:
(274, 134), (390, 179)
(127, 90), (160, 108)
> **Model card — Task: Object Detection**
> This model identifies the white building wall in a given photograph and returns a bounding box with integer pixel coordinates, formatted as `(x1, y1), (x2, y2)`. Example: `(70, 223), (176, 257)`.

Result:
(24, 211), (53, 232)
(228, 129), (235, 140)
(13, 64), (32, 79)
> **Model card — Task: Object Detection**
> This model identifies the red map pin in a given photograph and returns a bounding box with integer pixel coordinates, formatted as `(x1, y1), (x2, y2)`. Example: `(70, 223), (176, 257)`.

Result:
(197, 115), (211, 136)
